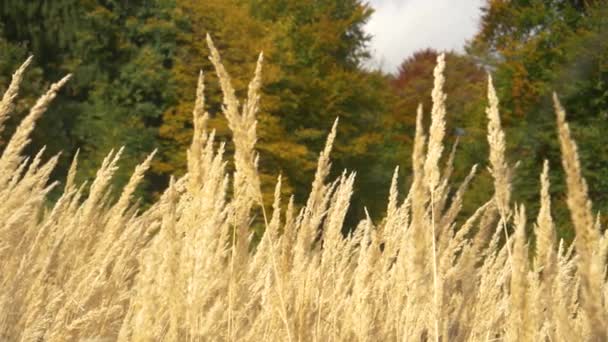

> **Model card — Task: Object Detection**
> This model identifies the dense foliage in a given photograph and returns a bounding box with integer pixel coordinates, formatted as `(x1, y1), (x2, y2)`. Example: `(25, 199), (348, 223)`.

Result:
(468, 0), (608, 240)
(0, 0), (180, 197)
(0, 0), (606, 240)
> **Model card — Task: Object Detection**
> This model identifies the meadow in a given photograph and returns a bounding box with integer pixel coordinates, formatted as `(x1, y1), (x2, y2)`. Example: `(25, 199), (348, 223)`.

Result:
(0, 36), (606, 341)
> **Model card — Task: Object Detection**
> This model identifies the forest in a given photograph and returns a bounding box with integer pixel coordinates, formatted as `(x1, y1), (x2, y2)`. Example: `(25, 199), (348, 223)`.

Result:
(0, 0), (606, 240)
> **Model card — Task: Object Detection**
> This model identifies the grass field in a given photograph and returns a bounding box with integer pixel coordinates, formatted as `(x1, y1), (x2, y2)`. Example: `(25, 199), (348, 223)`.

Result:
(0, 36), (606, 341)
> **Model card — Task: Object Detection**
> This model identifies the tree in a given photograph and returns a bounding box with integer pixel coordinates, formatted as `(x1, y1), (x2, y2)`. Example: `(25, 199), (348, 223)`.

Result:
(247, 0), (395, 222)
(468, 0), (608, 238)
(157, 0), (396, 222)
(0, 0), (181, 198)
(154, 0), (302, 206)
(390, 49), (490, 217)
(0, 0), (399, 225)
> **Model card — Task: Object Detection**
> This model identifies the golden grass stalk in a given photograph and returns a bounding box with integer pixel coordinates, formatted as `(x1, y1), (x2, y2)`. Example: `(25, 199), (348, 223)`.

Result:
(486, 75), (511, 215)
(0, 42), (606, 342)
(0, 56), (33, 132)
(554, 93), (607, 341)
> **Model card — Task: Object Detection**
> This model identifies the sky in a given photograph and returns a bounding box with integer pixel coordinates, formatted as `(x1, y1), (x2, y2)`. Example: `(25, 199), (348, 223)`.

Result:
(364, 0), (485, 74)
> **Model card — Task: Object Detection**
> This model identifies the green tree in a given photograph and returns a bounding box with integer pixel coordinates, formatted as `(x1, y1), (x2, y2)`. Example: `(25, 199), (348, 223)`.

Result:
(0, 0), (181, 198)
(248, 0), (395, 222)
(468, 0), (608, 239)
(157, 0), (397, 222)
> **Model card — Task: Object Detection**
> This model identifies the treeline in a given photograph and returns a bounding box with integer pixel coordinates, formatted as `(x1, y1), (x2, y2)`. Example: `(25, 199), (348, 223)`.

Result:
(0, 0), (606, 240)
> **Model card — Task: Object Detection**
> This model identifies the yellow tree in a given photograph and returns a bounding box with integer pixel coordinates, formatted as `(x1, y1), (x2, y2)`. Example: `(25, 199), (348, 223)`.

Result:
(156, 0), (302, 204)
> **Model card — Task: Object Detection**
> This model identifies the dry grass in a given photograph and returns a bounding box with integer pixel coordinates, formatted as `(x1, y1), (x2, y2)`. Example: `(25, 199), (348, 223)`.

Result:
(0, 38), (606, 341)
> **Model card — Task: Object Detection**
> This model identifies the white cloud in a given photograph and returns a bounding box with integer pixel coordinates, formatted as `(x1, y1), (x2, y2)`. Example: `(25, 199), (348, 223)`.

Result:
(364, 0), (485, 73)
